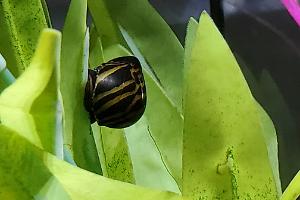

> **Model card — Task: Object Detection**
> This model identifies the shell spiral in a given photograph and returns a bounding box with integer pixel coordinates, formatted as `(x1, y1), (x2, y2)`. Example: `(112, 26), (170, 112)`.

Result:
(84, 56), (147, 128)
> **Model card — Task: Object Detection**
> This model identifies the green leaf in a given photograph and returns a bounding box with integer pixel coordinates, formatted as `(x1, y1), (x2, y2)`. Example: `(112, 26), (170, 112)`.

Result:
(256, 102), (282, 197)
(184, 17), (198, 73)
(125, 116), (180, 193)
(87, 0), (126, 48)
(0, 0), (48, 76)
(49, 154), (186, 200)
(60, 0), (87, 149)
(0, 29), (62, 157)
(182, 12), (277, 199)
(0, 124), (186, 200)
(237, 60), (281, 196)
(90, 0), (184, 111)
(89, 25), (104, 68)
(258, 70), (300, 188)
(94, 126), (135, 183)
(60, 0), (101, 173)
(73, 30), (102, 174)
(0, 125), (67, 200)
(142, 71), (183, 191)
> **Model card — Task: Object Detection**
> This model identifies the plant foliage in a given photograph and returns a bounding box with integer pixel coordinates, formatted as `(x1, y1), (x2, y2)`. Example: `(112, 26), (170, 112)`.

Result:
(0, 0), (299, 199)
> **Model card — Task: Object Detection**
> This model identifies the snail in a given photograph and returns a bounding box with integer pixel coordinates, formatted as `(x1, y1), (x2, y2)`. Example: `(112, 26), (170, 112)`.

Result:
(84, 56), (147, 128)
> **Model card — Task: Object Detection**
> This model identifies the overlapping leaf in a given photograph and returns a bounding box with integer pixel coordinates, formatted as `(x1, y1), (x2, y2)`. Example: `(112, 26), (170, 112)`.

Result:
(257, 102), (282, 197)
(0, 29), (62, 157)
(0, 0), (48, 76)
(87, 0), (126, 48)
(89, 25), (104, 68)
(60, 0), (101, 174)
(237, 60), (282, 196)
(88, 0), (184, 111)
(0, 124), (187, 200)
(125, 116), (179, 193)
(182, 12), (277, 199)
(259, 70), (300, 188)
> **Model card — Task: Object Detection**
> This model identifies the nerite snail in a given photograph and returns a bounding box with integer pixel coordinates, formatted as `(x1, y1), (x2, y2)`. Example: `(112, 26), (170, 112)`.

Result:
(84, 56), (147, 128)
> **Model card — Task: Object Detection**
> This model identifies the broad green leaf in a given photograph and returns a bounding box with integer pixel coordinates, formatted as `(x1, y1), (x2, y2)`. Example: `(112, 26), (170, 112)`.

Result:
(0, 124), (187, 200)
(73, 29), (102, 175)
(235, 59), (281, 195)
(0, 0), (48, 76)
(49, 154), (186, 200)
(103, 44), (131, 61)
(96, 127), (135, 183)
(61, 0), (87, 150)
(0, 53), (15, 91)
(259, 70), (300, 188)
(0, 125), (69, 200)
(281, 170), (300, 200)
(87, 0), (126, 48)
(130, 70), (182, 192)
(0, 29), (62, 157)
(91, 0), (184, 111)
(183, 12), (277, 199)
(256, 102), (282, 197)
(184, 17), (198, 73)
(60, 0), (101, 174)
(89, 25), (104, 68)
(125, 116), (180, 193)
(183, 17), (198, 113)
(142, 71), (183, 191)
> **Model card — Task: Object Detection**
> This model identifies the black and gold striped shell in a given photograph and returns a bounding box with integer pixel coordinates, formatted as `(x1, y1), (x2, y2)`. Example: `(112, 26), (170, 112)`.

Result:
(84, 56), (146, 128)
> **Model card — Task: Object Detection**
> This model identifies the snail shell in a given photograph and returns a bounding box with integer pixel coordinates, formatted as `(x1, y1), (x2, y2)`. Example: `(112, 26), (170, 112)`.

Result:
(84, 56), (146, 128)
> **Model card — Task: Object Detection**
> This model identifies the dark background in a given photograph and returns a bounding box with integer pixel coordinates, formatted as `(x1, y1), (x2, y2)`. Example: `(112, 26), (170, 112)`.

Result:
(46, 0), (300, 190)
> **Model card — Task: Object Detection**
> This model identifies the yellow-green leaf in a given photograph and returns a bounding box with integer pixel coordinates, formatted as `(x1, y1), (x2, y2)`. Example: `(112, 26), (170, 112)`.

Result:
(0, 0), (48, 76)
(0, 29), (62, 157)
(60, 0), (101, 174)
(0, 124), (186, 200)
(182, 12), (277, 199)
